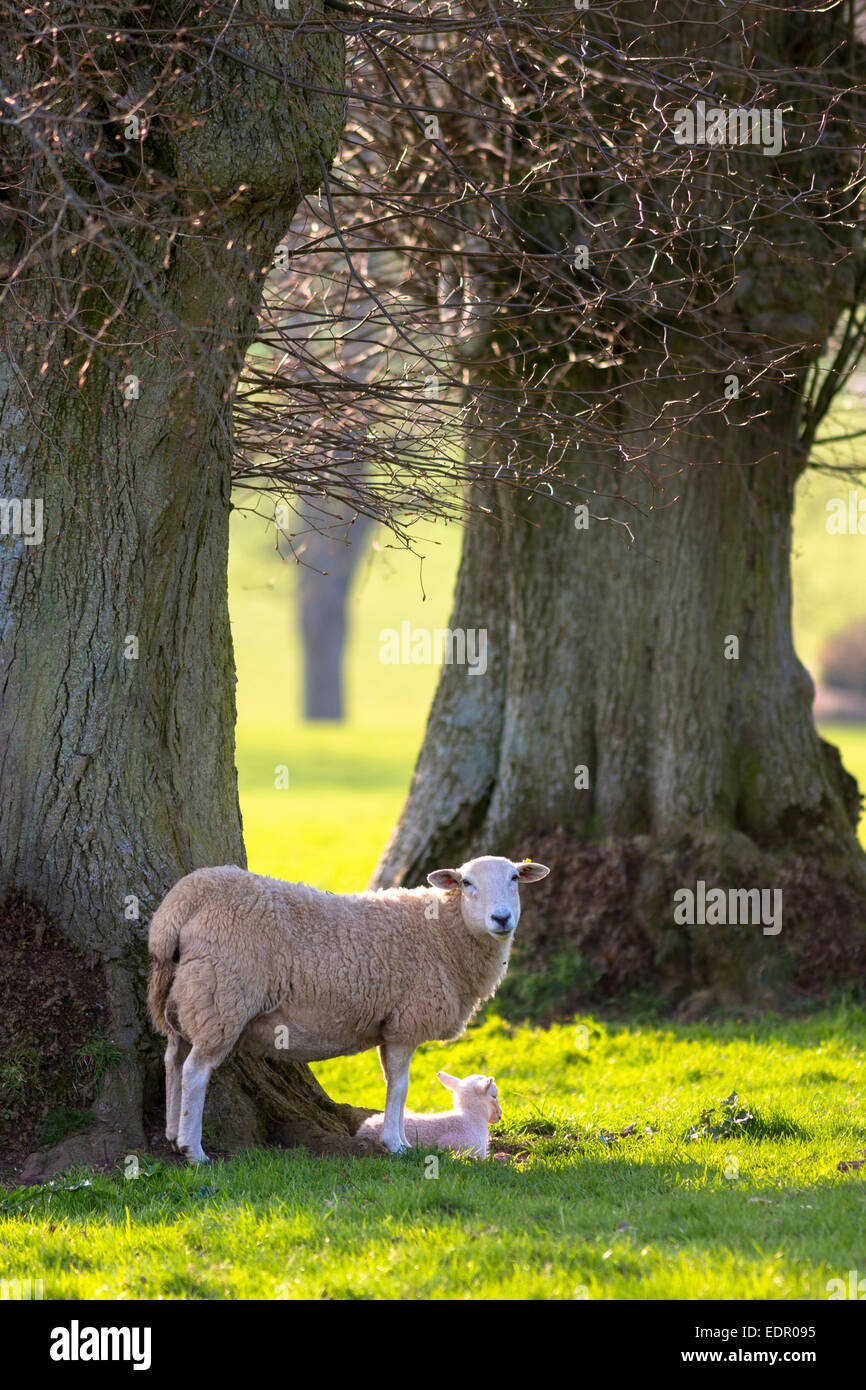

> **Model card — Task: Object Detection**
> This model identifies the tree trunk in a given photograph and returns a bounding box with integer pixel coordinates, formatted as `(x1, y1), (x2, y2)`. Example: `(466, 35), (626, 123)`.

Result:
(0, 11), (369, 1177)
(374, 0), (866, 1012)
(374, 375), (866, 1010)
(297, 512), (372, 720)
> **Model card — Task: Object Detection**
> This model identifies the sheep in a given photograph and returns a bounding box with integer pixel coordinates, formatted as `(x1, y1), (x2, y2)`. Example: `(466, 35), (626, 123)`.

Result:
(357, 1070), (501, 1158)
(147, 855), (549, 1162)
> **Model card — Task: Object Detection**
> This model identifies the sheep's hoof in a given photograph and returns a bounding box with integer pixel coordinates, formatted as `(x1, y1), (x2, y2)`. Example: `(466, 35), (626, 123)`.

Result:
(181, 1148), (210, 1165)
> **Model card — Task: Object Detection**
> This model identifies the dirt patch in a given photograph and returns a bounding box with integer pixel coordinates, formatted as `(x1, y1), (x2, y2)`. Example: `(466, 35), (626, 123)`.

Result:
(0, 894), (108, 1182)
(500, 828), (866, 1021)
(496, 832), (655, 1021)
(783, 856), (866, 990)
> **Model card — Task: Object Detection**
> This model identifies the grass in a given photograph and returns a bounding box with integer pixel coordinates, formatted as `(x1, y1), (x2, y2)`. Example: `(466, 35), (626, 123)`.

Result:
(1, 1006), (864, 1299)
(0, 1048), (42, 1119)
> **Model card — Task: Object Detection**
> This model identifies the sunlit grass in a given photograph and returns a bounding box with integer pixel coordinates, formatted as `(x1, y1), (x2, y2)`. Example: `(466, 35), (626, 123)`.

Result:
(2, 1007), (864, 1299)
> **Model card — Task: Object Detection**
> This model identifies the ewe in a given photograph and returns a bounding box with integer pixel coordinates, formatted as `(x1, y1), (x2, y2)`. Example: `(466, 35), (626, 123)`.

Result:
(147, 856), (549, 1161)
(357, 1071), (502, 1158)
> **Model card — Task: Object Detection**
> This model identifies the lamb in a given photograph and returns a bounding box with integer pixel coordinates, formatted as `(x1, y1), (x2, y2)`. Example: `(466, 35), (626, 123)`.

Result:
(357, 1071), (501, 1158)
(147, 855), (549, 1162)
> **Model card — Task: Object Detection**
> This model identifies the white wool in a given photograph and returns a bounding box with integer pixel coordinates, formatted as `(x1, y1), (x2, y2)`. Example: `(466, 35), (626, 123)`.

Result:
(357, 1071), (501, 1159)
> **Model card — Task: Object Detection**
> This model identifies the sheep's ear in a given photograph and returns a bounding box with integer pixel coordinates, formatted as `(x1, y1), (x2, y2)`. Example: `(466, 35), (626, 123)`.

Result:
(428, 869), (462, 890)
(437, 1071), (460, 1091)
(483, 1076), (495, 1091)
(515, 861), (549, 883)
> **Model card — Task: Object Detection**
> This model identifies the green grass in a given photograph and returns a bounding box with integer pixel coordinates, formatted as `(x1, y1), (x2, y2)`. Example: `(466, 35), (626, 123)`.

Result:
(1, 1006), (864, 1299)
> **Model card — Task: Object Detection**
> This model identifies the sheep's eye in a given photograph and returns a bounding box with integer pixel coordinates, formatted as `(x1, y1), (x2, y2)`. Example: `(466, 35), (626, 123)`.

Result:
(510, 873), (519, 882)
(461, 878), (476, 891)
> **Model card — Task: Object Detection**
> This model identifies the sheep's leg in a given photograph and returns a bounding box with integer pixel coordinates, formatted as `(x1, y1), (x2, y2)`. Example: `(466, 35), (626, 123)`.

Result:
(177, 1047), (214, 1164)
(164, 1031), (190, 1146)
(379, 1043), (414, 1152)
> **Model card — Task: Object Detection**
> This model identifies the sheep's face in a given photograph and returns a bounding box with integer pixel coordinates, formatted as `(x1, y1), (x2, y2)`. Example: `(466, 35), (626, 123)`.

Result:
(427, 855), (549, 941)
(473, 1075), (502, 1124)
(437, 1071), (502, 1123)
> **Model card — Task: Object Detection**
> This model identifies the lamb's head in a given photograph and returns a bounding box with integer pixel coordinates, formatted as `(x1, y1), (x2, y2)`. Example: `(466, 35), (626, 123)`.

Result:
(437, 1071), (502, 1124)
(427, 855), (549, 941)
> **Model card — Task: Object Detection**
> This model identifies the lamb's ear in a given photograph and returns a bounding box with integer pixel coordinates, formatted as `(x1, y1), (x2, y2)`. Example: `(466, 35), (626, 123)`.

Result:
(515, 861), (550, 883)
(437, 1071), (460, 1091)
(428, 869), (462, 890)
(483, 1076), (495, 1091)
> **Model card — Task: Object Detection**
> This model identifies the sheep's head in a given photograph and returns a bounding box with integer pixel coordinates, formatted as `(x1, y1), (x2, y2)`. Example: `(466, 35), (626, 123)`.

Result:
(427, 855), (549, 941)
(437, 1071), (502, 1123)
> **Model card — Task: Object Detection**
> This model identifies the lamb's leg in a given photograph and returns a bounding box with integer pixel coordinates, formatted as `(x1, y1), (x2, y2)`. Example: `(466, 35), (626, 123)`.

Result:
(177, 1046), (214, 1163)
(378, 1042), (414, 1152)
(164, 1031), (190, 1146)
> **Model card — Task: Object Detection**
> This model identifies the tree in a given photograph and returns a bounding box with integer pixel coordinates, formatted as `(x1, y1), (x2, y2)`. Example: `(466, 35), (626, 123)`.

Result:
(268, 216), (379, 722)
(296, 506), (372, 720)
(373, 2), (866, 1009)
(0, 3), (373, 1174)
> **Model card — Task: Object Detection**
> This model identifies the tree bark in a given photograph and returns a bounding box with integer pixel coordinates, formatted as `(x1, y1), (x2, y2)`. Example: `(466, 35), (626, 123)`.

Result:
(0, 9), (369, 1176)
